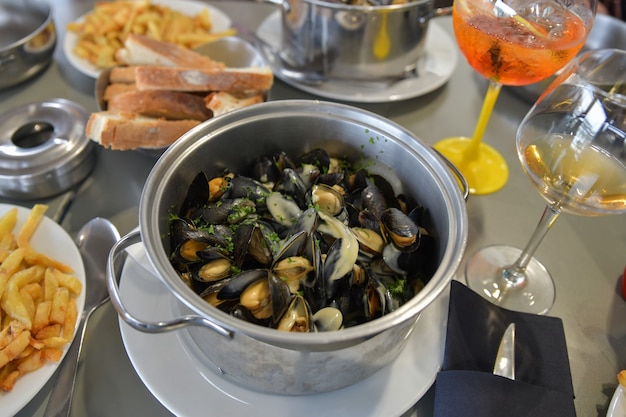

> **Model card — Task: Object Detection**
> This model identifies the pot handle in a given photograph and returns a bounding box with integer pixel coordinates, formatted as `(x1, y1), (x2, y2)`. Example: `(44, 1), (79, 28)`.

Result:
(431, 147), (470, 201)
(257, 0), (290, 13)
(433, 6), (453, 17)
(106, 230), (233, 339)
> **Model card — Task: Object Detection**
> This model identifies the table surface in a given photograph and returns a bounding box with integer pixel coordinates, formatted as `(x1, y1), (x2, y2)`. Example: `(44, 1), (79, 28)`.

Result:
(1, 1), (624, 416)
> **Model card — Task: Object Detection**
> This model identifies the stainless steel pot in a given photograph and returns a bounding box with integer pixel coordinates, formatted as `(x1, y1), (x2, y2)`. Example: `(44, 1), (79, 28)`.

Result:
(107, 100), (468, 394)
(261, 0), (451, 80)
(0, 0), (56, 90)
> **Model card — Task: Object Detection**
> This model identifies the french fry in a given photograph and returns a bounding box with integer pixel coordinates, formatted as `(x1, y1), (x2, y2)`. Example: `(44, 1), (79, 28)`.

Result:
(16, 204), (47, 248)
(0, 330), (30, 368)
(0, 247), (26, 301)
(43, 269), (59, 302)
(0, 209), (17, 245)
(18, 287), (36, 326)
(16, 349), (44, 374)
(24, 248), (74, 274)
(42, 348), (63, 362)
(175, 29), (236, 45)
(0, 321), (26, 350)
(0, 205), (82, 392)
(0, 366), (19, 392)
(62, 298), (78, 340)
(32, 300), (51, 334)
(1, 265), (45, 329)
(49, 287), (69, 325)
(29, 339), (45, 351)
(35, 324), (61, 340)
(51, 269), (82, 296)
(21, 282), (42, 302)
(40, 337), (69, 349)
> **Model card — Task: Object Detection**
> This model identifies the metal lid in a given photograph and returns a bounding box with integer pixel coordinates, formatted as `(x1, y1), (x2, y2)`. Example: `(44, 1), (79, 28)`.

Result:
(0, 98), (95, 199)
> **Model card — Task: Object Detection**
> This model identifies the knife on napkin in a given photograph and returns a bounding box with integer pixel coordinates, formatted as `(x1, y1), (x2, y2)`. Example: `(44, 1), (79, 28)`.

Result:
(493, 323), (515, 380)
(432, 281), (577, 417)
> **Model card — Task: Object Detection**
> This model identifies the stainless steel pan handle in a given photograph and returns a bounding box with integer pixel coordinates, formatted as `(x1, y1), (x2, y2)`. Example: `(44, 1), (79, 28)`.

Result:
(431, 147), (470, 201)
(106, 230), (233, 339)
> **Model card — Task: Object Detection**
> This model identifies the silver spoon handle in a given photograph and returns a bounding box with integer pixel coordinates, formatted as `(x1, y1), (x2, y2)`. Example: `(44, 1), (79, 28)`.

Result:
(42, 311), (92, 417)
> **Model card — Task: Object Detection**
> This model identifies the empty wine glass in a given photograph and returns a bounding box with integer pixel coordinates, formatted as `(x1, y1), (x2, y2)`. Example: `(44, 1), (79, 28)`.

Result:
(435, 0), (597, 195)
(466, 48), (626, 314)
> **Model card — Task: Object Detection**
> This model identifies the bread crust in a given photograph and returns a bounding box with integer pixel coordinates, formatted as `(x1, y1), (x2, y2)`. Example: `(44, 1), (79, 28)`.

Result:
(109, 66), (137, 84)
(115, 33), (225, 70)
(103, 83), (137, 101)
(86, 112), (200, 150)
(107, 90), (211, 121)
(205, 91), (265, 117)
(134, 66), (274, 92)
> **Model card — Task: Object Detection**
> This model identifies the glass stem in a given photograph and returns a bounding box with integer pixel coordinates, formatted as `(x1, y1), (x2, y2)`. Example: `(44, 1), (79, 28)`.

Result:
(502, 204), (561, 286)
(465, 80), (503, 160)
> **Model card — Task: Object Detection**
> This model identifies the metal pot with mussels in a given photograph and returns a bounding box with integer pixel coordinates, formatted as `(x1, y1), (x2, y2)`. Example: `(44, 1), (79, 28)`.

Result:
(170, 148), (437, 332)
(107, 100), (468, 394)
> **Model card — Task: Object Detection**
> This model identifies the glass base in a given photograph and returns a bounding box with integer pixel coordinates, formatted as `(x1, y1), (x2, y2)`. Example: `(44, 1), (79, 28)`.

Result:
(465, 245), (555, 315)
(434, 136), (509, 195)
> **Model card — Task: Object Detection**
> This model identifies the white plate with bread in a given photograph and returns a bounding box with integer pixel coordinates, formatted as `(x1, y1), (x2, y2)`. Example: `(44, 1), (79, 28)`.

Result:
(64, 0), (233, 78)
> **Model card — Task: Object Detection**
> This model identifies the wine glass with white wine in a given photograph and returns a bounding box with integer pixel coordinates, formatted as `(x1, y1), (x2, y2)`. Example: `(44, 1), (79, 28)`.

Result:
(465, 48), (626, 314)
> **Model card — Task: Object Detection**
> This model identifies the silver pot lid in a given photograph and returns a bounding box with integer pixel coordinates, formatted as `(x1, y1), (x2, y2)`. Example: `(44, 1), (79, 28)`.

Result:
(0, 98), (95, 199)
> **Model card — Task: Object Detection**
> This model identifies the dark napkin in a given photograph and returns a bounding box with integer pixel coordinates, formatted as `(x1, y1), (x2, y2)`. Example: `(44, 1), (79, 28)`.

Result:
(433, 280), (576, 417)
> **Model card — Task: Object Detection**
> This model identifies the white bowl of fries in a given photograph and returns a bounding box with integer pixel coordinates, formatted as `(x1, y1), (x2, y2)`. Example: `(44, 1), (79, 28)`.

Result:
(63, 0), (235, 78)
(0, 204), (85, 416)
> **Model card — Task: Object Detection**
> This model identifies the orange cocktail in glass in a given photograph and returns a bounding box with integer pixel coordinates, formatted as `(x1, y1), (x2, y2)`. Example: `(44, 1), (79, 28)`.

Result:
(454, 0), (587, 85)
(435, 0), (595, 195)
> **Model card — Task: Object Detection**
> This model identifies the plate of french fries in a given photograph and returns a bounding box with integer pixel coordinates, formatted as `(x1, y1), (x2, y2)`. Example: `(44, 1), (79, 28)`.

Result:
(64, 0), (235, 78)
(0, 204), (85, 416)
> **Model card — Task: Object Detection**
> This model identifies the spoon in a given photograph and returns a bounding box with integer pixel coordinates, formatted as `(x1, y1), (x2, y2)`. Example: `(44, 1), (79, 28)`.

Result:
(43, 218), (120, 417)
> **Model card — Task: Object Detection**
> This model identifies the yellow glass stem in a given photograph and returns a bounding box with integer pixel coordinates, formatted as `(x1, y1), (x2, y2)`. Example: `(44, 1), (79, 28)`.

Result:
(434, 79), (509, 195)
(464, 81), (503, 161)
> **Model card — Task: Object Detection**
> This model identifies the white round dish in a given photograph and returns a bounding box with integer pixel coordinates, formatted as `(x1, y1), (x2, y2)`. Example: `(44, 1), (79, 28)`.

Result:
(118, 243), (448, 417)
(607, 384), (625, 417)
(0, 204), (86, 417)
(256, 12), (458, 103)
(63, 0), (233, 78)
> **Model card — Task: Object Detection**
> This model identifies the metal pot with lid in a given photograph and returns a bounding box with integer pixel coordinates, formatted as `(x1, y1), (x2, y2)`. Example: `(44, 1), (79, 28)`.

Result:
(0, 99), (95, 200)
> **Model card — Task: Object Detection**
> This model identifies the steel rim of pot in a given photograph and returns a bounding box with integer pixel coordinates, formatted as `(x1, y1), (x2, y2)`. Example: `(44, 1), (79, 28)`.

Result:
(265, 0), (441, 12)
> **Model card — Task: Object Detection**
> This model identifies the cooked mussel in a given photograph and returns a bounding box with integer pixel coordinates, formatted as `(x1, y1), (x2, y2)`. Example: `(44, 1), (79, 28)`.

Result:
(311, 183), (344, 217)
(276, 295), (312, 332)
(312, 306), (343, 332)
(380, 207), (421, 252)
(233, 223), (273, 268)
